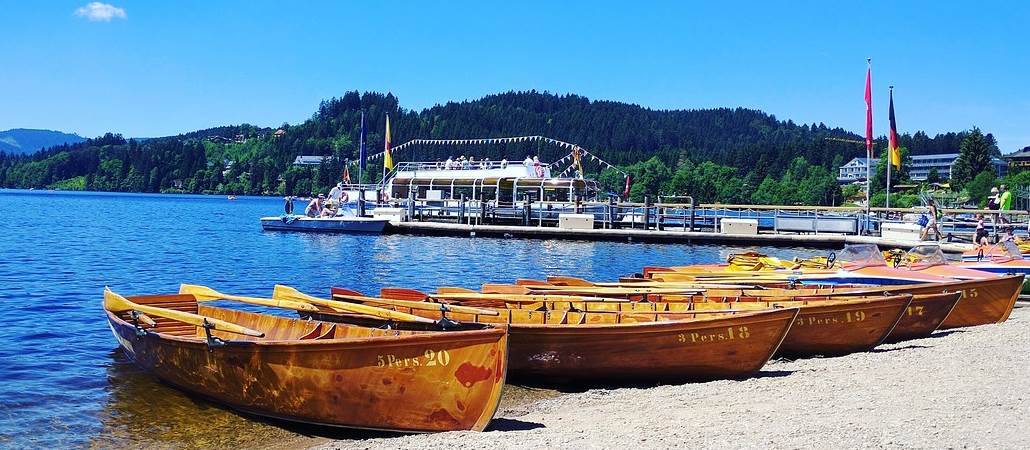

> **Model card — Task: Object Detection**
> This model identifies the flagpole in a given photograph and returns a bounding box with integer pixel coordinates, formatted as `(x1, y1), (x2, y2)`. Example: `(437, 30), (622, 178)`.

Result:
(886, 143), (891, 209)
(864, 58), (873, 234)
(358, 111), (364, 184)
(886, 85), (894, 210)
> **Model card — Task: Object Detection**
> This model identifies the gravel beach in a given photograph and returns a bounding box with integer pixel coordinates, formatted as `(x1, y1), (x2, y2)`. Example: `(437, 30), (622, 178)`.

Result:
(316, 304), (1030, 450)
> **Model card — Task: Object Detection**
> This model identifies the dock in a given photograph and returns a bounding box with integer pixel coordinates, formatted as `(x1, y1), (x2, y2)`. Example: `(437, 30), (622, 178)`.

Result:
(385, 221), (975, 253)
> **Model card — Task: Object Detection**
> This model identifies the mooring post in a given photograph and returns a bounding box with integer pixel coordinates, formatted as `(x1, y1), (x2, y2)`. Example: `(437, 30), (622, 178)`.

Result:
(643, 195), (652, 231)
(406, 189), (415, 222)
(480, 191), (487, 225)
(459, 192), (467, 222)
(523, 193), (531, 226)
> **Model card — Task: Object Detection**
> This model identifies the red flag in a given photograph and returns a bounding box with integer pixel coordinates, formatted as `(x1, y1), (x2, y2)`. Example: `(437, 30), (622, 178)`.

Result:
(623, 175), (632, 199)
(864, 61), (873, 160)
(342, 164), (351, 184)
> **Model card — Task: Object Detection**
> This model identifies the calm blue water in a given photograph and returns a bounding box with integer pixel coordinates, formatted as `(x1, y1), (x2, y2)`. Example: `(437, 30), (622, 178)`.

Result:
(0, 189), (818, 448)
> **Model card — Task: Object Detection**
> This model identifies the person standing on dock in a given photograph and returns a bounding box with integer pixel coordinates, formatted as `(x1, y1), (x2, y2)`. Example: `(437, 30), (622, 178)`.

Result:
(328, 182), (344, 203)
(283, 196), (294, 215)
(920, 198), (943, 241)
(997, 184), (1013, 229)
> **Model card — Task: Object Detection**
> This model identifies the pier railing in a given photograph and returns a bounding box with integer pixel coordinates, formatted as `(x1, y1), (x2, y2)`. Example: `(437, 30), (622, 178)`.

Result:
(351, 197), (1029, 241)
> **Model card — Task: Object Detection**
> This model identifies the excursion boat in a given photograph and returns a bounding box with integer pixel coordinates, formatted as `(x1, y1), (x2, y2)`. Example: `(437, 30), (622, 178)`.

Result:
(348, 160), (604, 222)
(309, 287), (800, 382)
(501, 278), (960, 345)
(259, 215), (390, 233)
(103, 287), (508, 433)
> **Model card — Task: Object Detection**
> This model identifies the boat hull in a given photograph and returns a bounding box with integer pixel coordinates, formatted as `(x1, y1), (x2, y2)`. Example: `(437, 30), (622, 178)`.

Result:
(314, 303), (798, 382)
(260, 216), (389, 233)
(107, 299), (507, 433)
(693, 296), (911, 357)
(739, 275), (1023, 330)
(502, 309), (798, 381)
(882, 292), (962, 342)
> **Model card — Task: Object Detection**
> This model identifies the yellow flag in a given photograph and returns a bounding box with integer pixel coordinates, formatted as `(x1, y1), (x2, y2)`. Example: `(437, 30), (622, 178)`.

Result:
(383, 115), (394, 170)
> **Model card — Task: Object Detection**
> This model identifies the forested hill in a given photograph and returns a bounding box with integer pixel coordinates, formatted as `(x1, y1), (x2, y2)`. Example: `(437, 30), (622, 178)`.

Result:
(0, 128), (84, 155)
(0, 90), (984, 204)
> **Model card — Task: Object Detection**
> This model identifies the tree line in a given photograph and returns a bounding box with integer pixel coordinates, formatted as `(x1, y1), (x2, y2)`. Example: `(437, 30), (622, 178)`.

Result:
(0, 90), (1011, 206)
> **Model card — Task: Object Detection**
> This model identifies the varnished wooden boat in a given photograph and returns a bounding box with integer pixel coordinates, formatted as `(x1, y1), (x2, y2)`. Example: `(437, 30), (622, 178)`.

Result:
(321, 287), (800, 382)
(104, 290), (509, 433)
(497, 280), (960, 343)
(478, 284), (913, 357)
(695, 275), (1022, 330)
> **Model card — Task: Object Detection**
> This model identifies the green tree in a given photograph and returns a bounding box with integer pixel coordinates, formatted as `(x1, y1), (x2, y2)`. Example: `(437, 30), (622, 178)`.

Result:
(624, 156), (672, 202)
(926, 167), (941, 184)
(869, 146), (910, 193)
(965, 170), (997, 207)
(952, 127), (993, 190)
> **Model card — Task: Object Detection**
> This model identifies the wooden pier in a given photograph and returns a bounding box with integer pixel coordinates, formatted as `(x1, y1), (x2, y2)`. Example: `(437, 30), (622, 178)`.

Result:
(385, 221), (974, 253)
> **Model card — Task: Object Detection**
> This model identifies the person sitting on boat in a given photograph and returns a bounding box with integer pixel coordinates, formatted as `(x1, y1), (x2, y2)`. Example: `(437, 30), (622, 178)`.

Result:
(461, 156), (470, 170)
(481, 157), (490, 169)
(321, 199), (339, 217)
(445, 156), (454, 170)
(328, 182), (344, 203)
(500, 157), (508, 168)
(305, 194), (324, 217)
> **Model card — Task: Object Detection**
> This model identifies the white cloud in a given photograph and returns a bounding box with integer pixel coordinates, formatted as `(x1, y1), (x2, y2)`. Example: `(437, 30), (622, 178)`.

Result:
(74, 2), (127, 22)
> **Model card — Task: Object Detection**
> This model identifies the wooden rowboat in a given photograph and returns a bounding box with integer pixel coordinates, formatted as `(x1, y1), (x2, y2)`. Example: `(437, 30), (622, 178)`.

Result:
(694, 275), (1023, 330)
(475, 285), (913, 357)
(104, 289), (508, 433)
(489, 280), (959, 344)
(318, 287), (800, 382)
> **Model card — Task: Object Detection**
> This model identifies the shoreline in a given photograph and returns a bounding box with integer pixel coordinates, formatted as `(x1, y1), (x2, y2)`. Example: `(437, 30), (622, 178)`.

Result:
(312, 303), (1029, 449)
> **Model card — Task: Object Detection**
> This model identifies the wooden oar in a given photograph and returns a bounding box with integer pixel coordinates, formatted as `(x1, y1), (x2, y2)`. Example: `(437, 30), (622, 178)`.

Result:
(179, 284), (320, 312)
(431, 292), (630, 303)
(328, 290), (500, 316)
(272, 285), (437, 324)
(103, 287), (264, 337)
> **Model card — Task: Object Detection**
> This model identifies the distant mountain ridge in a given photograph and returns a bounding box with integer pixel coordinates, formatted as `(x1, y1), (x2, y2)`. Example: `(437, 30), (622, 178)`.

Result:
(0, 128), (85, 155)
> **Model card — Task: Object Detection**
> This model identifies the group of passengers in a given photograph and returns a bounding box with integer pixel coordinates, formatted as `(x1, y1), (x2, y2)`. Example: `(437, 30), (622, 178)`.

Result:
(286, 182), (352, 217)
(441, 155), (507, 170)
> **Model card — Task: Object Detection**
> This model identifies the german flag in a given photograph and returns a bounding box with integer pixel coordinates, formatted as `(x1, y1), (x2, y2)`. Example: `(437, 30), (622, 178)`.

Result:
(888, 88), (902, 170)
(383, 114), (394, 171)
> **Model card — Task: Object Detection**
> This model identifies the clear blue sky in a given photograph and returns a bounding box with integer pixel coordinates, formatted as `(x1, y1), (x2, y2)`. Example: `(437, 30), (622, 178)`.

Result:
(2, 1), (1028, 152)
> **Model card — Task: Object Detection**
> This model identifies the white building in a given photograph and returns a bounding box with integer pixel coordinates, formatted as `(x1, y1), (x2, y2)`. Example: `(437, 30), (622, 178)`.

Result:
(838, 157), (878, 183)
(909, 153), (1007, 181)
(839, 153), (1007, 182)
(293, 155), (330, 166)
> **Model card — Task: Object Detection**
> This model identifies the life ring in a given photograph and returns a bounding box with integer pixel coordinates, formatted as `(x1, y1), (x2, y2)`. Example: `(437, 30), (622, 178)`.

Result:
(340, 191), (349, 203)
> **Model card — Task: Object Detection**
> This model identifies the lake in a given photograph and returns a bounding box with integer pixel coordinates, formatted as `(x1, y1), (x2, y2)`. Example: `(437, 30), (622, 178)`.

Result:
(0, 189), (820, 448)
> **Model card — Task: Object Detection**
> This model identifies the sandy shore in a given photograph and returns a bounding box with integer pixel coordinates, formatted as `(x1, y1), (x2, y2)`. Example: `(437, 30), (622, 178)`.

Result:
(315, 304), (1030, 450)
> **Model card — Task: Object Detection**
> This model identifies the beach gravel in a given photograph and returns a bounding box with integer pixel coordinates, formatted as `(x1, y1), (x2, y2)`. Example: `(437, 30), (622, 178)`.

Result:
(316, 305), (1030, 450)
